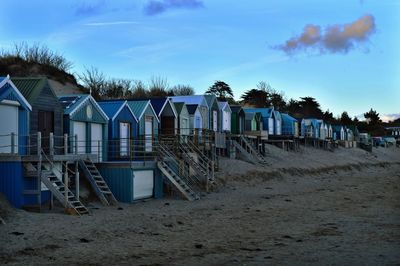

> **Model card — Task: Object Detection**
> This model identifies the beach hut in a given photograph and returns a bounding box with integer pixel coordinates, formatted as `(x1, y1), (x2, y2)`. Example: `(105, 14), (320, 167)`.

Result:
(0, 76), (32, 155)
(244, 108), (275, 135)
(11, 77), (63, 154)
(332, 125), (345, 141)
(170, 95), (209, 130)
(319, 121), (327, 140)
(127, 100), (159, 152)
(148, 98), (177, 135)
(301, 118), (323, 139)
(345, 127), (354, 141)
(281, 113), (299, 137)
(185, 104), (203, 130)
(218, 101), (231, 132)
(98, 100), (138, 160)
(204, 94), (220, 132)
(173, 102), (190, 136)
(244, 110), (262, 131)
(301, 119), (315, 138)
(347, 125), (360, 141)
(58, 94), (108, 161)
(230, 106), (245, 135)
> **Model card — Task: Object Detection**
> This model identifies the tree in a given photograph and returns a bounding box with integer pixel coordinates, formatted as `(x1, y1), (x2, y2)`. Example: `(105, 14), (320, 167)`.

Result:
(206, 81), (234, 101)
(269, 92), (286, 111)
(148, 76), (169, 97)
(286, 98), (300, 116)
(78, 66), (106, 100)
(322, 109), (335, 123)
(297, 97), (323, 118)
(240, 88), (269, 107)
(340, 111), (352, 125)
(171, 84), (195, 96)
(364, 108), (381, 125)
(129, 80), (148, 98)
(104, 79), (133, 99)
(353, 116), (359, 123)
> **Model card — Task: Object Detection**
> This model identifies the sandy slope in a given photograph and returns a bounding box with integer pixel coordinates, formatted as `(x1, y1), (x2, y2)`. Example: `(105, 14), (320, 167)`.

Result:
(0, 146), (399, 265)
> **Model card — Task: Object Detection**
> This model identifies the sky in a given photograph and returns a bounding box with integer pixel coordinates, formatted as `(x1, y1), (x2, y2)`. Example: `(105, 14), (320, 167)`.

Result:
(1, 0), (399, 121)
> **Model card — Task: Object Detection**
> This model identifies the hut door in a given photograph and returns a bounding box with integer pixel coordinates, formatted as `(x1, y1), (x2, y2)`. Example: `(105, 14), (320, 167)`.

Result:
(38, 110), (54, 153)
(268, 118), (274, 135)
(0, 103), (18, 153)
(181, 118), (188, 135)
(91, 123), (103, 161)
(144, 116), (153, 152)
(213, 111), (218, 132)
(73, 122), (86, 154)
(120, 122), (130, 157)
(161, 116), (174, 135)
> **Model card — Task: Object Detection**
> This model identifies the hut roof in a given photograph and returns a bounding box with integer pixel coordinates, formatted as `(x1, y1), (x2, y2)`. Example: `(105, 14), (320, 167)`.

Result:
(98, 100), (137, 122)
(58, 94), (109, 120)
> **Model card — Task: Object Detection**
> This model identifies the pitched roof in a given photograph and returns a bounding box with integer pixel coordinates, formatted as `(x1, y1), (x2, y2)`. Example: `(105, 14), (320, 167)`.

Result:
(10, 77), (49, 103)
(169, 95), (207, 106)
(204, 94), (217, 108)
(243, 107), (274, 118)
(173, 102), (186, 114)
(186, 104), (198, 115)
(230, 105), (242, 113)
(58, 94), (109, 121)
(0, 76), (32, 111)
(98, 100), (138, 122)
(218, 101), (231, 112)
(281, 113), (297, 123)
(127, 100), (159, 122)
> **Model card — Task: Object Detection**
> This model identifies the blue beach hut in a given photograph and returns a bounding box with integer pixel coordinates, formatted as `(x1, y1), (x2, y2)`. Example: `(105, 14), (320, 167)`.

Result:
(98, 100), (138, 160)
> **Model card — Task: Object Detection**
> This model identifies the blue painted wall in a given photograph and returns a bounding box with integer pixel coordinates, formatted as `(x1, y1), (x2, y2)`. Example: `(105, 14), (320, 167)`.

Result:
(0, 161), (23, 208)
(110, 106), (138, 139)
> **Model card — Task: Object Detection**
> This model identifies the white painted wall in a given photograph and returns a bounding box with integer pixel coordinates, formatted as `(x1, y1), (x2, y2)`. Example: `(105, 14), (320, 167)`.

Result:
(0, 103), (18, 153)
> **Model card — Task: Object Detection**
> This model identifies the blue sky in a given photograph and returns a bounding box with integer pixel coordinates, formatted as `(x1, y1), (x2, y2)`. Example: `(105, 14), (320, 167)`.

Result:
(1, 0), (399, 121)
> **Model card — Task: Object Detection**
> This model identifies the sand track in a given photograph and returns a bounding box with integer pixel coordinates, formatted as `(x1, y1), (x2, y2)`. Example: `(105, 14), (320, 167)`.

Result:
(0, 146), (399, 265)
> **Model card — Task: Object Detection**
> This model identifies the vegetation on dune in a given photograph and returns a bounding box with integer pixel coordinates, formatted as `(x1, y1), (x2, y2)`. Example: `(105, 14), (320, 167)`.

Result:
(0, 42), (78, 85)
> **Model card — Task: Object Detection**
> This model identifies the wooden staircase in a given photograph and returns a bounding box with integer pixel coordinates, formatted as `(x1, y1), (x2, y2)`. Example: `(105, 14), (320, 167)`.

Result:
(239, 136), (268, 165)
(40, 170), (89, 215)
(157, 143), (201, 201)
(78, 159), (117, 206)
(23, 160), (88, 215)
(157, 161), (199, 201)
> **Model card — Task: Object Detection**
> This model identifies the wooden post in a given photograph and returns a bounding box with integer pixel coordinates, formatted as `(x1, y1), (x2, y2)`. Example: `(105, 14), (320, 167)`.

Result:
(75, 161), (79, 199)
(37, 132), (41, 155)
(74, 134), (78, 154)
(98, 140), (101, 162)
(28, 134), (31, 155)
(64, 134), (68, 155)
(50, 192), (53, 210)
(64, 164), (69, 208)
(11, 133), (15, 154)
(49, 132), (54, 156)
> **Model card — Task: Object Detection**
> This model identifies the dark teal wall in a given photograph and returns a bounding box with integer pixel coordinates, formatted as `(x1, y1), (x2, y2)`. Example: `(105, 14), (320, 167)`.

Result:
(97, 163), (163, 202)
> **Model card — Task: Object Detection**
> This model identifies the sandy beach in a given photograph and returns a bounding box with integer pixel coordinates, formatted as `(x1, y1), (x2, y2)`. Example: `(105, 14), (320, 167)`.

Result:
(1, 145), (399, 265)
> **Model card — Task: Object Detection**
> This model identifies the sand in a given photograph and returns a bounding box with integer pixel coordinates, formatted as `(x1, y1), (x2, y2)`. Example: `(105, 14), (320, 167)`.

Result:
(0, 145), (399, 265)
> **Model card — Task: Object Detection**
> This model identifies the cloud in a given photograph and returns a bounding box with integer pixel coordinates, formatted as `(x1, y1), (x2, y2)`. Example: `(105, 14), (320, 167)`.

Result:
(144, 0), (204, 16)
(84, 21), (139, 26)
(75, 0), (105, 16)
(381, 113), (400, 123)
(275, 14), (376, 55)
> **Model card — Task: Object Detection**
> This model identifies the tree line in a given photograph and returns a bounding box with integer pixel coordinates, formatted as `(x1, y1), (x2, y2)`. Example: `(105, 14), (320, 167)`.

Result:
(0, 43), (396, 135)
